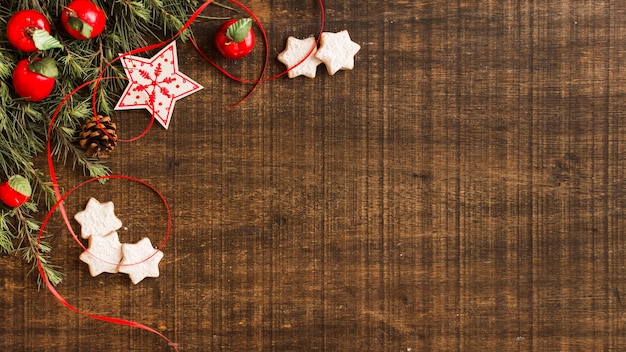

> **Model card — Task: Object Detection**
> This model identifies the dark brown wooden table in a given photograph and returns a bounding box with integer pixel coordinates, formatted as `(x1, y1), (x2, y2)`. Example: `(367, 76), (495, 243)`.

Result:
(2, 0), (626, 350)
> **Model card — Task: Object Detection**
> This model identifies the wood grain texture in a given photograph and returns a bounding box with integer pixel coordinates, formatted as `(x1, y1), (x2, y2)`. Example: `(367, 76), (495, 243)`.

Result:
(2, 0), (626, 350)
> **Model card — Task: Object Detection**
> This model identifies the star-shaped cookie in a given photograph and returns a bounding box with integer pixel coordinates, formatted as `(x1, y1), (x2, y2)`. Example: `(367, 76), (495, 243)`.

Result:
(118, 237), (164, 284)
(115, 41), (203, 129)
(277, 36), (322, 78)
(315, 30), (361, 75)
(74, 197), (123, 239)
(79, 231), (123, 276)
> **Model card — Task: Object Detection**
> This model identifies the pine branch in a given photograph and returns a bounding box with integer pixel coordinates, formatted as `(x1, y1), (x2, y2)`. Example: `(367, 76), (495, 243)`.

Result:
(0, 206), (63, 286)
(0, 0), (214, 285)
(0, 211), (16, 253)
(18, 208), (64, 287)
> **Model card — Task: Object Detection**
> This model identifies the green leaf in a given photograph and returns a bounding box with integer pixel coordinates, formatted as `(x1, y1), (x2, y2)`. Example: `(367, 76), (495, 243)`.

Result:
(29, 57), (58, 79)
(32, 29), (63, 51)
(226, 18), (252, 43)
(69, 17), (95, 39)
(67, 16), (82, 31)
(81, 22), (94, 39)
(8, 175), (31, 197)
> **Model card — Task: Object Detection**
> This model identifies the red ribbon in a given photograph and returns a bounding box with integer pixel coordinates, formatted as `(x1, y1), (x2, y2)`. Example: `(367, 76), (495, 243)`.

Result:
(191, 0), (326, 85)
(36, 175), (176, 348)
(37, 1), (325, 350)
(39, 77), (179, 350)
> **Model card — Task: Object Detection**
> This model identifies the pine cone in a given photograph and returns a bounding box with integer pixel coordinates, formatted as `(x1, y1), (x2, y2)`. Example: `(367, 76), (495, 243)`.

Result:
(78, 115), (118, 158)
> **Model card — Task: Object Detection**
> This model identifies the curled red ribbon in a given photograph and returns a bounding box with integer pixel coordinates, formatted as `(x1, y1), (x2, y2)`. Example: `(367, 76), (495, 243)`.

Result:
(39, 77), (179, 349)
(37, 1), (325, 350)
(191, 0), (326, 86)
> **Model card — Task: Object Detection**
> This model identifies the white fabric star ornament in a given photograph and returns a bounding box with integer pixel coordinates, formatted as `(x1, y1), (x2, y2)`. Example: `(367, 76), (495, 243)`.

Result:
(79, 231), (123, 276)
(74, 197), (123, 239)
(115, 41), (203, 129)
(315, 30), (361, 75)
(277, 36), (322, 78)
(118, 237), (164, 284)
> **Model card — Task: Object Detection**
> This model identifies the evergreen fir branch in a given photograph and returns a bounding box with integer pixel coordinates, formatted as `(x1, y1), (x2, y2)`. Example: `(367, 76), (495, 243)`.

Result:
(19, 213), (64, 287)
(0, 0), (218, 285)
(0, 139), (41, 178)
(50, 124), (111, 178)
(29, 170), (58, 211)
(0, 206), (62, 286)
(0, 211), (16, 253)
(0, 50), (15, 79)
(210, 1), (240, 13)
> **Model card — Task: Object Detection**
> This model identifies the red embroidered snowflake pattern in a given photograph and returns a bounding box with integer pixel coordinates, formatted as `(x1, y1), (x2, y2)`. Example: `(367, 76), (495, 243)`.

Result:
(115, 41), (203, 129)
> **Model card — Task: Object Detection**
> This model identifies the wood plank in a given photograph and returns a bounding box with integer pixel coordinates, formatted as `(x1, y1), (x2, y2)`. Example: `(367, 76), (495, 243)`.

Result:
(1, 0), (625, 350)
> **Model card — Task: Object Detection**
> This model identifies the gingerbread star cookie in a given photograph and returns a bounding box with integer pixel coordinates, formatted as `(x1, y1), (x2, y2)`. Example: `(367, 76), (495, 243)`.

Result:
(79, 231), (123, 276)
(118, 237), (164, 285)
(314, 30), (361, 75)
(277, 36), (322, 78)
(74, 197), (123, 239)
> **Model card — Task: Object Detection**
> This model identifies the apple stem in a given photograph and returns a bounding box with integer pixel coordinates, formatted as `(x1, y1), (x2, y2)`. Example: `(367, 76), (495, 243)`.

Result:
(24, 26), (38, 38)
(28, 51), (42, 64)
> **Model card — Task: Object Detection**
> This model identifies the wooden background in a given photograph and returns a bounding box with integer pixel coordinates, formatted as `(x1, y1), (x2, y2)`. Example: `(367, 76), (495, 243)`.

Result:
(2, 0), (626, 350)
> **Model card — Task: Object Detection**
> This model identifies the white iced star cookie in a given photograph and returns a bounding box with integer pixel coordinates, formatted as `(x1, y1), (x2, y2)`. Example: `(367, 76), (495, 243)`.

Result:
(277, 36), (322, 78)
(74, 197), (123, 239)
(118, 237), (164, 284)
(315, 30), (361, 75)
(79, 231), (123, 276)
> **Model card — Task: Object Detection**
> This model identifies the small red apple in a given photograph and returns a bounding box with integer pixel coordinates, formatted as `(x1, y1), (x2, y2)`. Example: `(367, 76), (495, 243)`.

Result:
(12, 57), (58, 101)
(6, 9), (61, 52)
(214, 18), (255, 60)
(61, 0), (107, 40)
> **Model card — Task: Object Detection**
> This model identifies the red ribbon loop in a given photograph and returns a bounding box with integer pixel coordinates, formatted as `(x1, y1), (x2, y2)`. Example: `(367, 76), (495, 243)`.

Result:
(37, 1), (325, 350)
